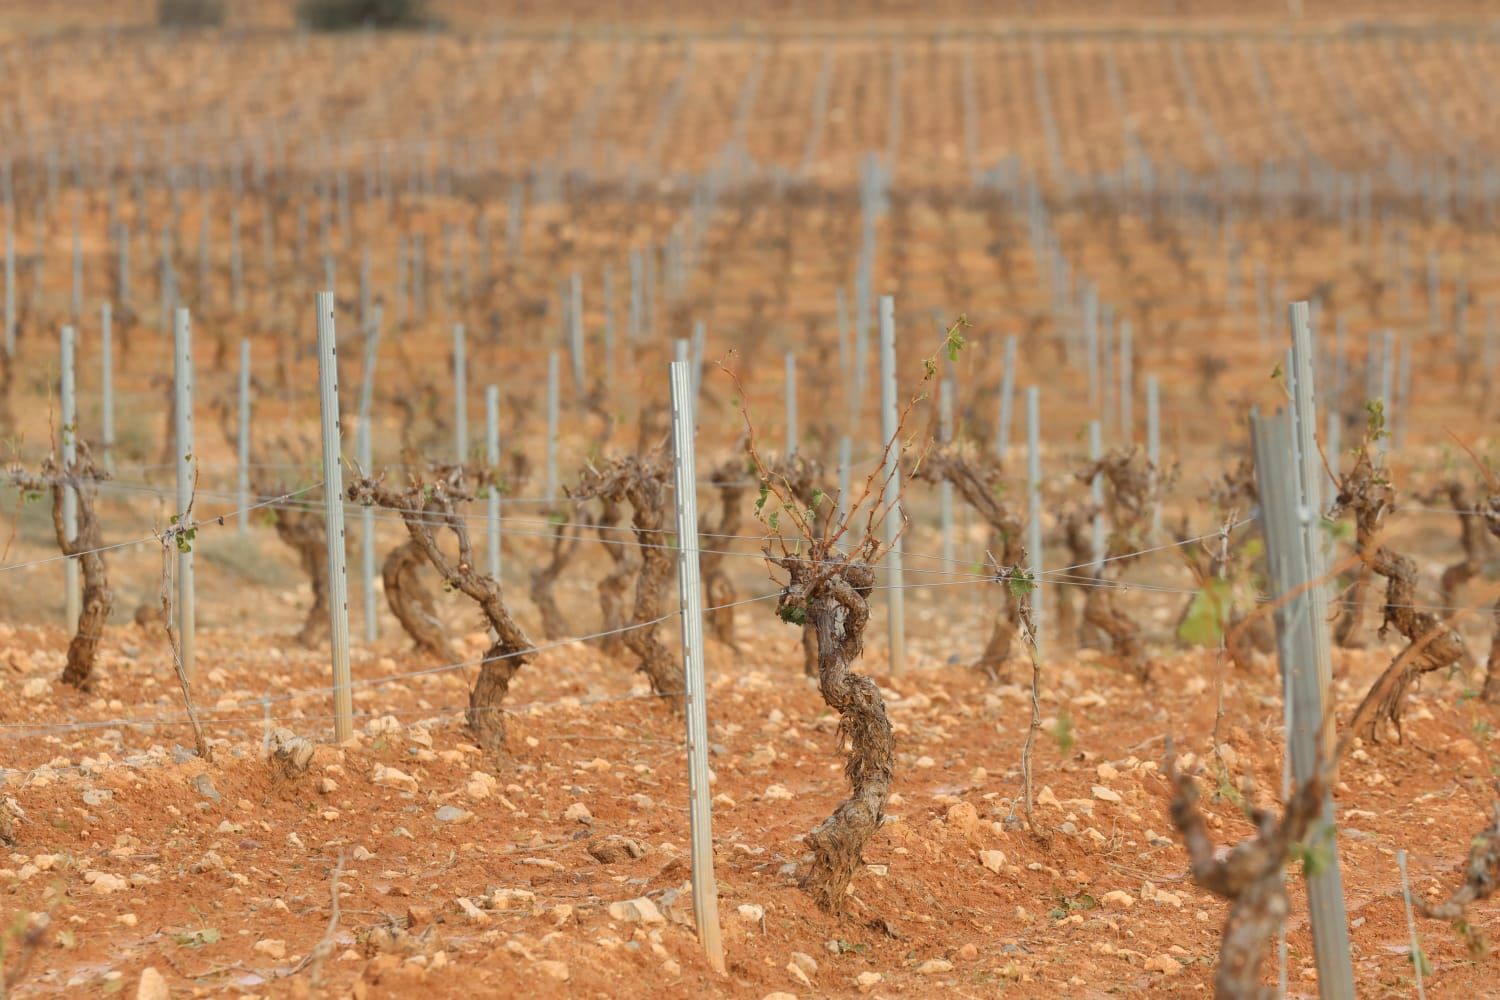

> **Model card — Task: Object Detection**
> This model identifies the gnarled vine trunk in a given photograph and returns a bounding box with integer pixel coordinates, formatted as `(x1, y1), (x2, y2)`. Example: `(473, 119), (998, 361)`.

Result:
(780, 556), (893, 913)
(529, 507), (581, 639)
(21, 453), (114, 689)
(353, 468), (534, 753)
(382, 540), (451, 659)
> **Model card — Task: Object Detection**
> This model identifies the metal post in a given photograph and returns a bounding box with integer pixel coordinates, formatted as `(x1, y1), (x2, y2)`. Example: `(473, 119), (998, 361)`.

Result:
(667, 358), (726, 975)
(835, 435), (853, 526)
(1088, 420), (1104, 575)
(878, 296), (905, 674)
(602, 263), (616, 376)
(1026, 387), (1044, 648)
(1250, 407), (1355, 1000)
(1119, 319), (1134, 441)
(568, 272), (586, 399)
(545, 351), (560, 503)
(172, 308), (196, 680)
(485, 384), (502, 583)
(939, 376), (955, 569)
(784, 351), (798, 457)
(453, 323), (468, 461)
(314, 292), (354, 743)
(1147, 373), (1161, 534)
(357, 306), (382, 643)
(61, 325), (80, 629)
(234, 339), (251, 535)
(100, 303), (114, 474)
(996, 334), (1017, 456)
(3, 222), (13, 356)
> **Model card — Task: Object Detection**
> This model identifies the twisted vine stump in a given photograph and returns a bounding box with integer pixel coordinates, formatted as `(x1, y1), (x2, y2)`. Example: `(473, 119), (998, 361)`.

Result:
(350, 466), (534, 753)
(529, 502), (583, 640)
(1059, 446), (1161, 682)
(573, 454), (683, 700)
(1420, 801), (1500, 949)
(1479, 490), (1500, 702)
(1430, 481), (1493, 606)
(766, 453), (835, 677)
(1167, 750), (1332, 1000)
(1177, 461), (1272, 670)
(1335, 442), (1473, 740)
(700, 459), (747, 649)
(382, 540), (452, 659)
(777, 546), (893, 913)
(915, 440), (1024, 681)
(586, 485), (636, 656)
(12, 447), (113, 689)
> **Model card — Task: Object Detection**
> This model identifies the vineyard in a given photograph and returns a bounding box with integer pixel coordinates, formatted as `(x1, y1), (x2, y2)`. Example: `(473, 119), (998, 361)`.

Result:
(2, 1), (1500, 997)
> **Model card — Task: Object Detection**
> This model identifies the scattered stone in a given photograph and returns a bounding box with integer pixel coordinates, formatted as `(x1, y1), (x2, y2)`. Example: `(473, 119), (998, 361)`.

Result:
(764, 994), (798, 1000)
(607, 897), (665, 925)
(957, 943), (978, 960)
(979, 850), (1007, 874)
(789, 952), (818, 976)
(253, 939), (287, 960)
(82, 789), (112, 807)
(564, 802), (593, 824)
(85, 871), (128, 895)
(465, 772), (496, 800)
(351, 845), (375, 861)
(372, 764), (419, 793)
(455, 897), (490, 924)
(1091, 784), (1123, 804)
(856, 971), (883, 992)
(763, 784), (792, 801)
(190, 774), (220, 802)
(1095, 763), (1119, 781)
(1145, 954), (1182, 975)
(135, 967), (169, 1000)
(1036, 785), (1061, 809)
(914, 756), (936, 768)
(21, 677), (49, 699)
(587, 836), (646, 864)
(737, 903), (765, 924)
(435, 806), (473, 824)
(1101, 890), (1135, 910)
(916, 958), (953, 974)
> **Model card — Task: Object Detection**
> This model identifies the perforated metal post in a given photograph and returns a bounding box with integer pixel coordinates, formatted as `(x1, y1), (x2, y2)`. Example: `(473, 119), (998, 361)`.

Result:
(545, 351), (560, 503)
(1026, 386), (1044, 648)
(173, 308), (196, 679)
(485, 384), (502, 584)
(568, 272), (586, 400)
(1250, 407), (1354, 1000)
(1088, 420), (1104, 575)
(237, 339), (251, 535)
(1147, 373), (1161, 534)
(61, 325), (79, 628)
(453, 323), (468, 460)
(100, 303), (114, 474)
(939, 376), (955, 568)
(667, 358), (725, 975)
(784, 351), (798, 457)
(3, 222), (13, 356)
(996, 334), (1017, 456)
(357, 307), (383, 643)
(878, 295), (905, 674)
(314, 292), (353, 743)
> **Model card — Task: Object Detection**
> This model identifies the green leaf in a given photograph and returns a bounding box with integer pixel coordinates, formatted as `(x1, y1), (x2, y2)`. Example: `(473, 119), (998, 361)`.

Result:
(768, 511), (779, 532)
(754, 481), (769, 515)
(946, 331), (966, 362)
(1178, 578), (1232, 646)
(1049, 709), (1074, 755)
(173, 927), (220, 949)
